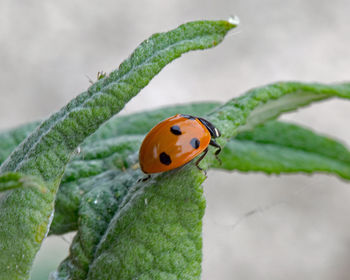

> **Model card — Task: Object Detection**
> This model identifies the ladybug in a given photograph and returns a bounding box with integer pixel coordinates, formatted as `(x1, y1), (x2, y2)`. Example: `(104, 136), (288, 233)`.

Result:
(139, 114), (221, 178)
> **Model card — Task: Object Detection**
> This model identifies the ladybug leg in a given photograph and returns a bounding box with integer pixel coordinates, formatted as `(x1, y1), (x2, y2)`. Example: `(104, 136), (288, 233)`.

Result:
(195, 147), (208, 174)
(137, 174), (151, 183)
(210, 139), (222, 165)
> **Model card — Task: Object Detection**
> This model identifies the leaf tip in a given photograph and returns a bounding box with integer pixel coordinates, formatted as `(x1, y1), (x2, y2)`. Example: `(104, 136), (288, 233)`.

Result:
(212, 16), (239, 39)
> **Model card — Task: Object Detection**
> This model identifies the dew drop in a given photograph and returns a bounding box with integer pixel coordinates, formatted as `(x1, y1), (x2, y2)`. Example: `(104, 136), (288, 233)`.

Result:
(228, 15), (240, 26)
(75, 146), (81, 155)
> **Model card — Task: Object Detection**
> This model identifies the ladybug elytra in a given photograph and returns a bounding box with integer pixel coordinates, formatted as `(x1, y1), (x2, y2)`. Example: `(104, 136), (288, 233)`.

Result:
(139, 114), (221, 176)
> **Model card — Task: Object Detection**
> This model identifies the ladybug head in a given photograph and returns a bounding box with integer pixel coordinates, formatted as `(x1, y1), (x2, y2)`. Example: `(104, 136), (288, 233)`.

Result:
(197, 117), (221, 139)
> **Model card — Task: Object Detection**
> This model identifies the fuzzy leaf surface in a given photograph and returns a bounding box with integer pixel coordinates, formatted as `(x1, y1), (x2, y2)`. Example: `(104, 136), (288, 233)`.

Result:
(52, 116), (350, 237)
(0, 103), (218, 235)
(0, 122), (40, 164)
(215, 120), (350, 179)
(53, 170), (141, 280)
(0, 20), (236, 280)
(50, 102), (219, 235)
(0, 172), (42, 192)
(0, 173), (50, 278)
(51, 103), (220, 278)
(85, 82), (350, 280)
(204, 82), (350, 168)
(87, 167), (206, 280)
(50, 136), (142, 235)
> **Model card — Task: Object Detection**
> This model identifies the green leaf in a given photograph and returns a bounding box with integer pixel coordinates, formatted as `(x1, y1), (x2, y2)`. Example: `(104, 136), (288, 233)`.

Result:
(209, 82), (350, 138)
(0, 122), (40, 164)
(1, 103), (220, 236)
(0, 173), (50, 279)
(203, 82), (350, 170)
(54, 170), (141, 280)
(51, 103), (221, 278)
(0, 172), (42, 192)
(87, 167), (206, 280)
(214, 120), (350, 179)
(0, 103), (219, 235)
(50, 101), (220, 235)
(51, 111), (350, 237)
(50, 135), (142, 235)
(0, 20), (236, 280)
(85, 82), (350, 280)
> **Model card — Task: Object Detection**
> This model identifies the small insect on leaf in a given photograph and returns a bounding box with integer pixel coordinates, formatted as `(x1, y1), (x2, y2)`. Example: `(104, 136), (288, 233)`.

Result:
(139, 114), (221, 174)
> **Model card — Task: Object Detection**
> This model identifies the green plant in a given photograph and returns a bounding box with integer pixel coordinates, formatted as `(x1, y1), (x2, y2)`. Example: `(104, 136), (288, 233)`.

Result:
(0, 19), (349, 280)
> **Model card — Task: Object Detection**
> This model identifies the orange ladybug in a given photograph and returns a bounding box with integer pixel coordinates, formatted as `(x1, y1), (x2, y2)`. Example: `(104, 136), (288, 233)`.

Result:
(139, 114), (221, 177)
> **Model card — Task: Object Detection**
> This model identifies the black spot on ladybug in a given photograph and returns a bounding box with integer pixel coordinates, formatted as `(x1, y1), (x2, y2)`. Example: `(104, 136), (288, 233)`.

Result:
(190, 138), (200, 149)
(159, 152), (172, 165)
(180, 114), (196, 120)
(170, 125), (182, 135)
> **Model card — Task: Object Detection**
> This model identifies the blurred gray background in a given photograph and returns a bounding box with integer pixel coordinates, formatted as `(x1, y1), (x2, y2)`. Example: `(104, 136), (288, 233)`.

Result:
(1, 0), (350, 279)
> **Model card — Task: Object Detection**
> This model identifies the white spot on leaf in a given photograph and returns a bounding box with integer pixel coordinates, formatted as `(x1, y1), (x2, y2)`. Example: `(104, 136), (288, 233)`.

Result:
(228, 15), (240, 26)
